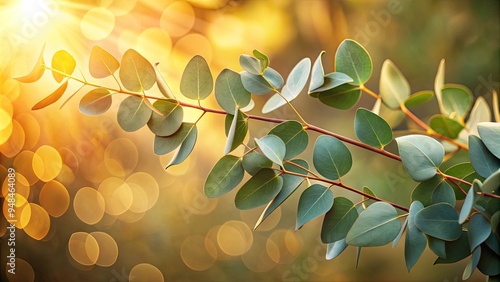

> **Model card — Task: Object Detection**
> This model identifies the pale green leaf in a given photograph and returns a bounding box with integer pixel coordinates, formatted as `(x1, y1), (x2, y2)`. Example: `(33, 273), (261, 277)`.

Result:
(268, 121), (308, 159)
(317, 83), (361, 110)
(147, 99), (183, 136)
(309, 51), (325, 92)
(224, 108), (248, 154)
(240, 71), (273, 94)
(459, 180), (481, 224)
(242, 152), (273, 176)
(154, 63), (176, 99)
(469, 135), (500, 178)
(482, 169), (500, 194)
(431, 180), (455, 207)
(296, 184), (334, 230)
(255, 135), (286, 167)
(405, 201), (426, 271)
(153, 123), (195, 155)
(434, 59), (445, 113)
(117, 96), (152, 132)
(404, 90), (434, 108)
(119, 49), (156, 92)
(326, 239), (348, 260)
(441, 84), (473, 119)
(380, 59), (410, 109)
(310, 72), (354, 94)
(215, 69), (251, 113)
(414, 203), (461, 241)
(478, 122), (500, 159)
(429, 114), (464, 139)
(253, 49), (269, 72)
(180, 55), (213, 100)
(79, 88), (112, 116)
(165, 125), (197, 169)
(313, 135), (352, 180)
(89, 45), (120, 78)
(346, 202), (400, 247)
(396, 135), (444, 182)
(235, 168), (283, 210)
(392, 217), (408, 248)
(335, 39), (372, 85)
(239, 54), (261, 75)
(321, 197), (358, 243)
(204, 155), (244, 198)
(372, 98), (405, 128)
(262, 67), (284, 89)
(354, 108), (393, 148)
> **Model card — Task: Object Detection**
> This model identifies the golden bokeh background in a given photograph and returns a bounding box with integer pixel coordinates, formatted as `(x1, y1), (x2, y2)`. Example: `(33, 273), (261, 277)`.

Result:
(0, 0), (498, 281)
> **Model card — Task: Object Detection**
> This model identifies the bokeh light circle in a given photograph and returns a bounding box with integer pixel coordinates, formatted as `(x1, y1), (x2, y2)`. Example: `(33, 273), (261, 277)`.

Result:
(73, 187), (106, 225)
(15, 113), (40, 150)
(180, 235), (216, 271)
(13, 151), (39, 185)
(160, 1), (195, 38)
(0, 120), (25, 157)
(172, 33), (212, 72)
(6, 258), (35, 282)
(98, 177), (133, 216)
(80, 8), (116, 41)
(22, 203), (50, 240)
(39, 180), (69, 217)
(129, 263), (164, 282)
(89, 231), (118, 267)
(126, 172), (159, 211)
(217, 220), (253, 256)
(136, 27), (172, 63)
(68, 232), (100, 266)
(32, 145), (62, 182)
(104, 138), (138, 177)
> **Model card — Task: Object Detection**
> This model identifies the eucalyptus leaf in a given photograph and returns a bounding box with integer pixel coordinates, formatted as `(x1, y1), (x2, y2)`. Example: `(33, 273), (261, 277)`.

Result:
(379, 60), (410, 109)
(224, 108), (248, 154)
(431, 180), (455, 207)
(296, 184), (334, 230)
(435, 232), (471, 264)
(434, 59), (445, 113)
(477, 244), (500, 276)
(52, 50), (76, 83)
(478, 122), (500, 159)
(14, 44), (45, 83)
(459, 180), (482, 224)
(441, 84), (473, 119)
(469, 135), (500, 179)
(241, 71), (273, 94)
(411, 175), (445, 207)
(253, 49), (269, 72)
(204, 155), (244, 198)
(404, 90), (434, 108)
(235, 168), (283, 210)
(309, 51), (325, 92)
(242, 152), (273, 176)
(269, 121), (308, 159)
(239, 54), (261, 75)
(147, 99), (183, 136)
(321, 197), (359, 243)
(335, 39), (372, 85)
(255, 159), (308, 229)
(255, 135), (286, 167)
(361, 186), (377, 209)
(482, 169), (500, 194)
(89, 45), (120, 79)
(153, 123), (195, 155)
(392, 217), (408, 248)
(313, 135), (352, 181)
(180, 55), (213, 100)
(372, 98), (405, 128)
(429, 114), (464, 139)
(165, 125), (197, 169)
(317, 83), (361, 110)
(405, 201), (426, 271)
(326, 239), (348, 260)
(117, 96), (152, 132)
(468, 213), (491, 251)
(463, 246), (481, 280)
(444, 162), (483, 200)
(215, 69), (251, 113)
(414, 203), (461, 241)
(311, 72), (354, 94)
(32, 81), (68, 110)
(346, 202), (400, 247)
(263, 67), (284, 89)
(79, 88), (112, 116)
(354, 108), (393, 148)
(428, 236), (447, 258)
(460, 97), (491, 139)
(119, 49), (156, 92)
(396, 135), (444, 182)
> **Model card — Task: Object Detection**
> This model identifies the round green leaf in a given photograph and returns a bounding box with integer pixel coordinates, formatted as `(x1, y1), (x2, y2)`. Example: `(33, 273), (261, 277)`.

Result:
(313, 135), (352, 180)
(380, 59), (410, 109)
(165, 125), (197, 169)
(119, 49), (156, 92)
(117, 96), (152, 132)
(411, 175), (445, 207)
(147, 99), (183, 136)
(431, 180), (455, 207)
(296, 184), (334, 230)
(89, 45), (120, 79)
(429, 114), (464, 139)
(215, 69), (251, 113)
(52, 50), (76, 83)
(239, 54), (261, 75)
(180, 55), (213, 100)
(405, 201), (426, 271)
(354, 108), (393, 148)
(435, 231), (471, 264)
(396, 135), (444, 182)
(469, 135), (500, 179)
(255, 135), (286, 167)
(468, 213), (491, 251)
(79, 88), (112, 116)
(326, 239), (348, 260)
(478, 122), (500, 159)
(428, 236), (446, 258)
(253, 49), (269, 72)
(346, 202), (400, 247)
(240, 72), (273, 94)
(441, 84), (472, 119)
(262, 67), (284, 89)
(309, 51), (325, 92)
(204, 155), (244, 198)
(463, 246), (481, 280)
(444, 162), (483, 200)
(414, 203), (461, 241)
(335, 39), (372, 85)
(242, 152), (273, 176)
(255, 159), (308, 230)
(224, 108), (248, 154)
(268, 121), (308, 159)
(235, 168), (283, 210)
(321, 197), (358, 243)
(317, 84), (361, 110)
(459, 179), (481, 224)
(153, 123), (195, 155)
(404, 90), (434, 108)
(482, 169), (500, 194)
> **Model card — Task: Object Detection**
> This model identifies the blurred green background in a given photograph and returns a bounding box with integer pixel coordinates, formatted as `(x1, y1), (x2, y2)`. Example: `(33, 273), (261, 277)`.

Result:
(0, 0), (498, 281)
